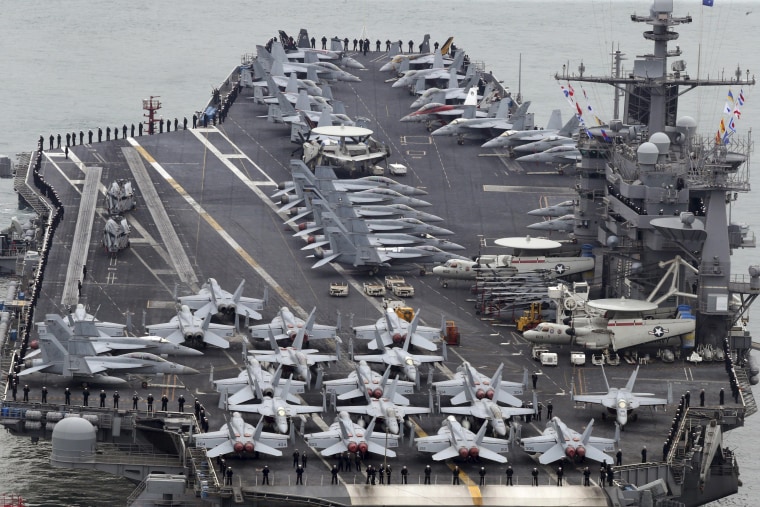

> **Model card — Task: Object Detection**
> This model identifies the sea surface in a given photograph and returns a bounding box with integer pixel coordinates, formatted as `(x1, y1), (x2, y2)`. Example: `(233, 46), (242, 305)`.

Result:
(1, 0), (758, 505)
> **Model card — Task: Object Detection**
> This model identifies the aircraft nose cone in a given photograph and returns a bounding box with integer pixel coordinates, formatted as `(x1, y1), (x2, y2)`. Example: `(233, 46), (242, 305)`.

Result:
(184, 348), (204, 357)
(277, 420), (289, 434)
(180, 365), (201, 375)
(481, 139), (500, 149)
(399, 114), (415, 122)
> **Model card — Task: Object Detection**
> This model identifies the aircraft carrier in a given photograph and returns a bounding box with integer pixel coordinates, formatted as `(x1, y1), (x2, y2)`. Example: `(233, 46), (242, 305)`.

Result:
(1, 1), (758, 506)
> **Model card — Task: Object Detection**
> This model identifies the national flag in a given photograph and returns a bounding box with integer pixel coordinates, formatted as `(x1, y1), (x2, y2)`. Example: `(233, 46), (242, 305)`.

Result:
(728, 117), (736, 132)
(703, 0), (714, 6)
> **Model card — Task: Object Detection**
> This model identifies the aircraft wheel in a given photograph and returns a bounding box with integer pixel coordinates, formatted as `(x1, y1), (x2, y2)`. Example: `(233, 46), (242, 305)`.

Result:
(142, 381), (149, 389)
(457, 139), (464, 145)
(442, 282), (448, 288)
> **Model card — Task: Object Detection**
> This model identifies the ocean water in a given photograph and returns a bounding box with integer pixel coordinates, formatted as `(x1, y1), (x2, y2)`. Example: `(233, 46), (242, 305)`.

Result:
(1, 0), (758, 504)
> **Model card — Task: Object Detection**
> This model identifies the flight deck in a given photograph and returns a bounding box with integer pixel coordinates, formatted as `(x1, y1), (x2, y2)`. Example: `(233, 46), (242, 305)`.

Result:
(1, 37), (753, 507)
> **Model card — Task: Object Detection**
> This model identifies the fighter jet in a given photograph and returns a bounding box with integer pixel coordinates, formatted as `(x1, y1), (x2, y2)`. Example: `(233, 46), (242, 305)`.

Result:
(354, 329), (444, 384)
(304, 412), (399, 458)
(280, 46), (365, 71)
(379, 36), (455, 72)
(527, 200), (575, 217)
(400, 86), (484, 126)
(213, 357), (306, 405)
(415, 415), (512, 463)
(572, 366), (672, 427)
(257, 42), (361, 82)
(512, 136), (577, 156)
(274, 162), (427, 201)
(392, 50), (466, 89)
(297, 202), (453, 240)
(354, 308), (444, 352)
(526, 214), (576, 233)
(193, 412), (289, 458)
(307, 217), (467, 273)
(433, 362), (527, 406)
(431, 100), (532, 144)
(178, 278), (267, 321)
(146, 305), (235, 349)
(20, 315), (199, 385)
(441, 369), (534, 436)
(519, 417), (619, 465)
(288, 203), (443, 224)
(228, 375), (323, 434)
(323, 361), (415, 402)
(481, 111), (579, 150)
(522, 298), (695, 351)
(248, 324), (338, 384)
(516, 145), (582, 165)
(409, 71), (485, 109)
(32, 315), (202, 357)
(64, 303), (126, 337)
(270, 90), (353, 127)
(337, 376), (431, 434)
(248, 58), (323, 97)
(249, 306), (337, 344)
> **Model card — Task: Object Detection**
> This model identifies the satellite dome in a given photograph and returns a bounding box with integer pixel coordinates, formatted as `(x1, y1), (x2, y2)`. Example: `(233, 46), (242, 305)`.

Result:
(51, 416), (96, 463)
(648, 132), (671, 154)
(637, 142), (659, 165)
(676, 116), (698, 129)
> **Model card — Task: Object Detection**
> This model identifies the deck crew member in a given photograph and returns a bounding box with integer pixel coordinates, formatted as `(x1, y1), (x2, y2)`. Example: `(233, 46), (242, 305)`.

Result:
(23, 384), (29, 402)
(556, 466), (563, 486)
(296, 464), (304, 485)
(100, 389), (107, 407)
(293, 450), (300, 468)
(262, 465), (270, 485)
(113, 391), (120, 409)
(331, 465), (338, 484)
(700, 389), (705, 407)
(546, 402), (553, 419)
(177, 394), (185, 412)
(41, 386), (47, 404)
(479, 467), (486, 485)
(583, 467), (591, 486)
(161, 394), (169, 411)
(301, 452), (307, 468)
(82, 387), (89, 406)
(599, 465), (606, 484)
(641, 446), (647, 463)
(532, 467), (539, 486)
(133, 392), (139, 410)
(424, 465), (431, 484)
(226, 467), (233, 486)
(378, 464), (385, 484)
(401, 466), (408, 484)
(321, 36), (327, 50)
(452, 465), (460, 485)
(385, 464), (391, 484)
(506, 465), (513, 485)
(146, 393), (154, 414)
(616, 449), (622, 466)
(64, 388), (71, 405)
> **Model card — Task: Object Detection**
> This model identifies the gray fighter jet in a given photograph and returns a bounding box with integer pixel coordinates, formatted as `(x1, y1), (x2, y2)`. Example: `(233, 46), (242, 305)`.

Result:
(19, 315), (199, 385)
(481, 111), (578, 149)
(193, 412), (289, 458)
(354, 329), (444, 384)
(431, 101), (532, 144)
(571, 365), (671, 427)
(178, 278), (267, 321)
(146, 304), (235, 349)
(415, 415), (512, 463)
